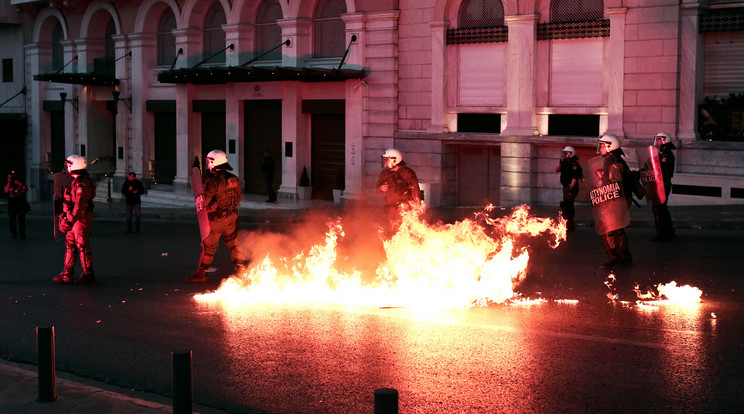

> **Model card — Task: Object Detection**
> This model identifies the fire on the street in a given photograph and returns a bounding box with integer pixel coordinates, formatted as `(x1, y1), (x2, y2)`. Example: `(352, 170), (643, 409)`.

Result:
(637, 281), (703, 305)
(195, 204), (567, 310)
(607, 274), (704, 308)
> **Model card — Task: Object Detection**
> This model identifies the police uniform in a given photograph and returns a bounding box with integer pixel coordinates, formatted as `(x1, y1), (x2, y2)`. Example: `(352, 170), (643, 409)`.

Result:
(188, 167), (244, 282)
(54, 170), (96, 283)
(376, 160), (421, 234)
(652, 143), (676, 241)
(600, 149), (632, 267)
(558, 155), (583, 231)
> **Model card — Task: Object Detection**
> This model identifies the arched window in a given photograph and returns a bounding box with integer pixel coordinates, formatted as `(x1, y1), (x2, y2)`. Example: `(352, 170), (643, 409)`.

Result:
(255, 0), (283, 61)
(52, 22), (64, 71)
(458, 0), (504, 28)
(105, 19), (116, 60)
(550, 0), (604, 23)
(157, 9), (177, 66)
(313, 0), (346, 58)
(203, 3), (226, 65)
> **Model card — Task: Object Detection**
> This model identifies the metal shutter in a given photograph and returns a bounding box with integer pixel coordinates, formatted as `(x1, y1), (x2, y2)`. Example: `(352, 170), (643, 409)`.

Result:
(457, 43), (507, 106)
(549, 38), (603, 106)
(244, 100), (282, 195)
(704, 31), (744, 98)
(311, 113), (345, 200)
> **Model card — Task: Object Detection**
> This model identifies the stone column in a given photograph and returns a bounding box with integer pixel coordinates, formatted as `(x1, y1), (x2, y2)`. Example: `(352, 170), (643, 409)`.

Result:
(61, 39), (78, 157)
(341, 12), (366, 200)
(225, 81), (242, 177)
(428, 20), (449, 133)
(128, 32), (155, 180)
(172, 28), (201, 69)
(500, 141), (536, 205)
(112, 33), (129, 178)
(222, 23), (252, 67)
(279, 82), (305, 198)
(502, 14), (538, 136)
(24, 43), (47, 201)
(607, 7), (627, 138)
(678, 1), (704, 141)
(278, 18), (312, 68)
(175, 83), (196, 189)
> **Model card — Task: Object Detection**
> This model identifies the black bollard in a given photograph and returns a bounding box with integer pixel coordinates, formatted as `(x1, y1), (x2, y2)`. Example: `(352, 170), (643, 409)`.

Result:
(374, 387), (398, 414)
(172, 349), (193, 414)
(36, 326), (56, 402)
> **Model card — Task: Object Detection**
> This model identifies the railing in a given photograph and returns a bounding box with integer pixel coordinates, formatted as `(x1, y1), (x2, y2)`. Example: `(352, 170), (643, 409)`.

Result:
(699, 103), (744, 142)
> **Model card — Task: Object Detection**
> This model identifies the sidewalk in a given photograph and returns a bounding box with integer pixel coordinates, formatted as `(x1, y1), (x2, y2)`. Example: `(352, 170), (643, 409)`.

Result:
(0, 359), (223, 414)
(4, 195), (744, 229)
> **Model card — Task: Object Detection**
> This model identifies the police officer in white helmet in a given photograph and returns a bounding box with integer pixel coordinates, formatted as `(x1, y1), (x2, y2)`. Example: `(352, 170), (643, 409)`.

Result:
(52, 154), (97, 283)
(376, 148), (422, 234)
(186, 150), (245, 282)
(650, 132), (676, 241)
(555, 146), (583, 232)
(594, 134), (633, 268)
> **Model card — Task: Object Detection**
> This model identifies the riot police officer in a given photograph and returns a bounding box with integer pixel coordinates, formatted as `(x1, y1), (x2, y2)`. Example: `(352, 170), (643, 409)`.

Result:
(650, 132), (676, 241)
(595, 134), (633, 268)
(52, 155), (96, 283)
(556, 146), (583, 231)
(376, 148), (422, 232)
(186, 150), (245, 283)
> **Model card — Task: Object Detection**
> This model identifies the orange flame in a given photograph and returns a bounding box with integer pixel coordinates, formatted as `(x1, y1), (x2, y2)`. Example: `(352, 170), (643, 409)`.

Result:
(632, 281), (703, 307)
(655, 281), (703, 304)
(195, 204), (566, 311)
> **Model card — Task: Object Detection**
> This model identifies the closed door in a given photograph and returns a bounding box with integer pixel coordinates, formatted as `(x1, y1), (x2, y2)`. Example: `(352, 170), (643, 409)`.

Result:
(310, 114), (345, 200)
(244, 100), (282, 195)
(154, 112), (176, 184)
(457, 145), (500, 206)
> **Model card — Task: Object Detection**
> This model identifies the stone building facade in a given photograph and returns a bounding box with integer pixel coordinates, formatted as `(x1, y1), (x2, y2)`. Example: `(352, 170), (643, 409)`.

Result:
(4, 0), (744, 206)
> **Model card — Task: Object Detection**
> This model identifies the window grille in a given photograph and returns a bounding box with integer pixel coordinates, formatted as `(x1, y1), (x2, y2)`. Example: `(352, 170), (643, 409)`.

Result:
(700, 8), (744, 32)
(256, 0), (283, 61)
(158, 10), (177, 66)
(458, 0), (504, 28)
(539, 0), (607, 40)
(313, 0), (346, 58)
(51, 23), (64, 72)
(537, 20), (609, 40)
(550, 0), (604, 23)
(449, 0), (506, 44)
(203, 4), (226, 65)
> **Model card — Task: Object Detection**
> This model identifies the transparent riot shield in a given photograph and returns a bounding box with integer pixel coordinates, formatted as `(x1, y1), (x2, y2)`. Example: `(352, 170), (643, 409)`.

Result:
(637, 146), (666, 206)
(585, 155), (631, 235)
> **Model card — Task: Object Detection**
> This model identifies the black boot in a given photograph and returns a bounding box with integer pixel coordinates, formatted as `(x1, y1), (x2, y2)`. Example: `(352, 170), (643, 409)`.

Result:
(186, 265), (209, 283)
(53, 268), (74, 283)
(76, 269), (96, 284)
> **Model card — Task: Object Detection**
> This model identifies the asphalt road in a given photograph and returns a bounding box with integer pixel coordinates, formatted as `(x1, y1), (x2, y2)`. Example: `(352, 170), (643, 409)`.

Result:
(1, 214), (743, 413)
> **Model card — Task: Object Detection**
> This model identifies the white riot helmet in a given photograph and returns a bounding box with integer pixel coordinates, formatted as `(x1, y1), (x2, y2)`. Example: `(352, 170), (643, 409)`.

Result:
(562, 146), (576, 157)
(382, 148), (403, 168)
(206, 149), (232, 170)
(654, 132), (672, 146)
(597, 133), (621, 154)
(66, 154), (87, 172)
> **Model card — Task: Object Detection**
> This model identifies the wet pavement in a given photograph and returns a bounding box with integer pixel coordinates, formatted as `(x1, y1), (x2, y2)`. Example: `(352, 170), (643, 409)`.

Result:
(1, 198), (744, 413)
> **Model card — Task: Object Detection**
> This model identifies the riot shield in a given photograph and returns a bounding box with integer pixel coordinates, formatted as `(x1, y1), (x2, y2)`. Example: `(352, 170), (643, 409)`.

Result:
(52, 172), (72, 241)
(585, 155), (631, 235)
(637, 146), (666, 206)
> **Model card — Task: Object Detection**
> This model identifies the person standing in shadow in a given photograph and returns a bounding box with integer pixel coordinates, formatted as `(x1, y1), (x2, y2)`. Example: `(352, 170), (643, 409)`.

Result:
(261, 150), (277, 203)
(122, 172), (145, 233)
(4, 170), (28, 239)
